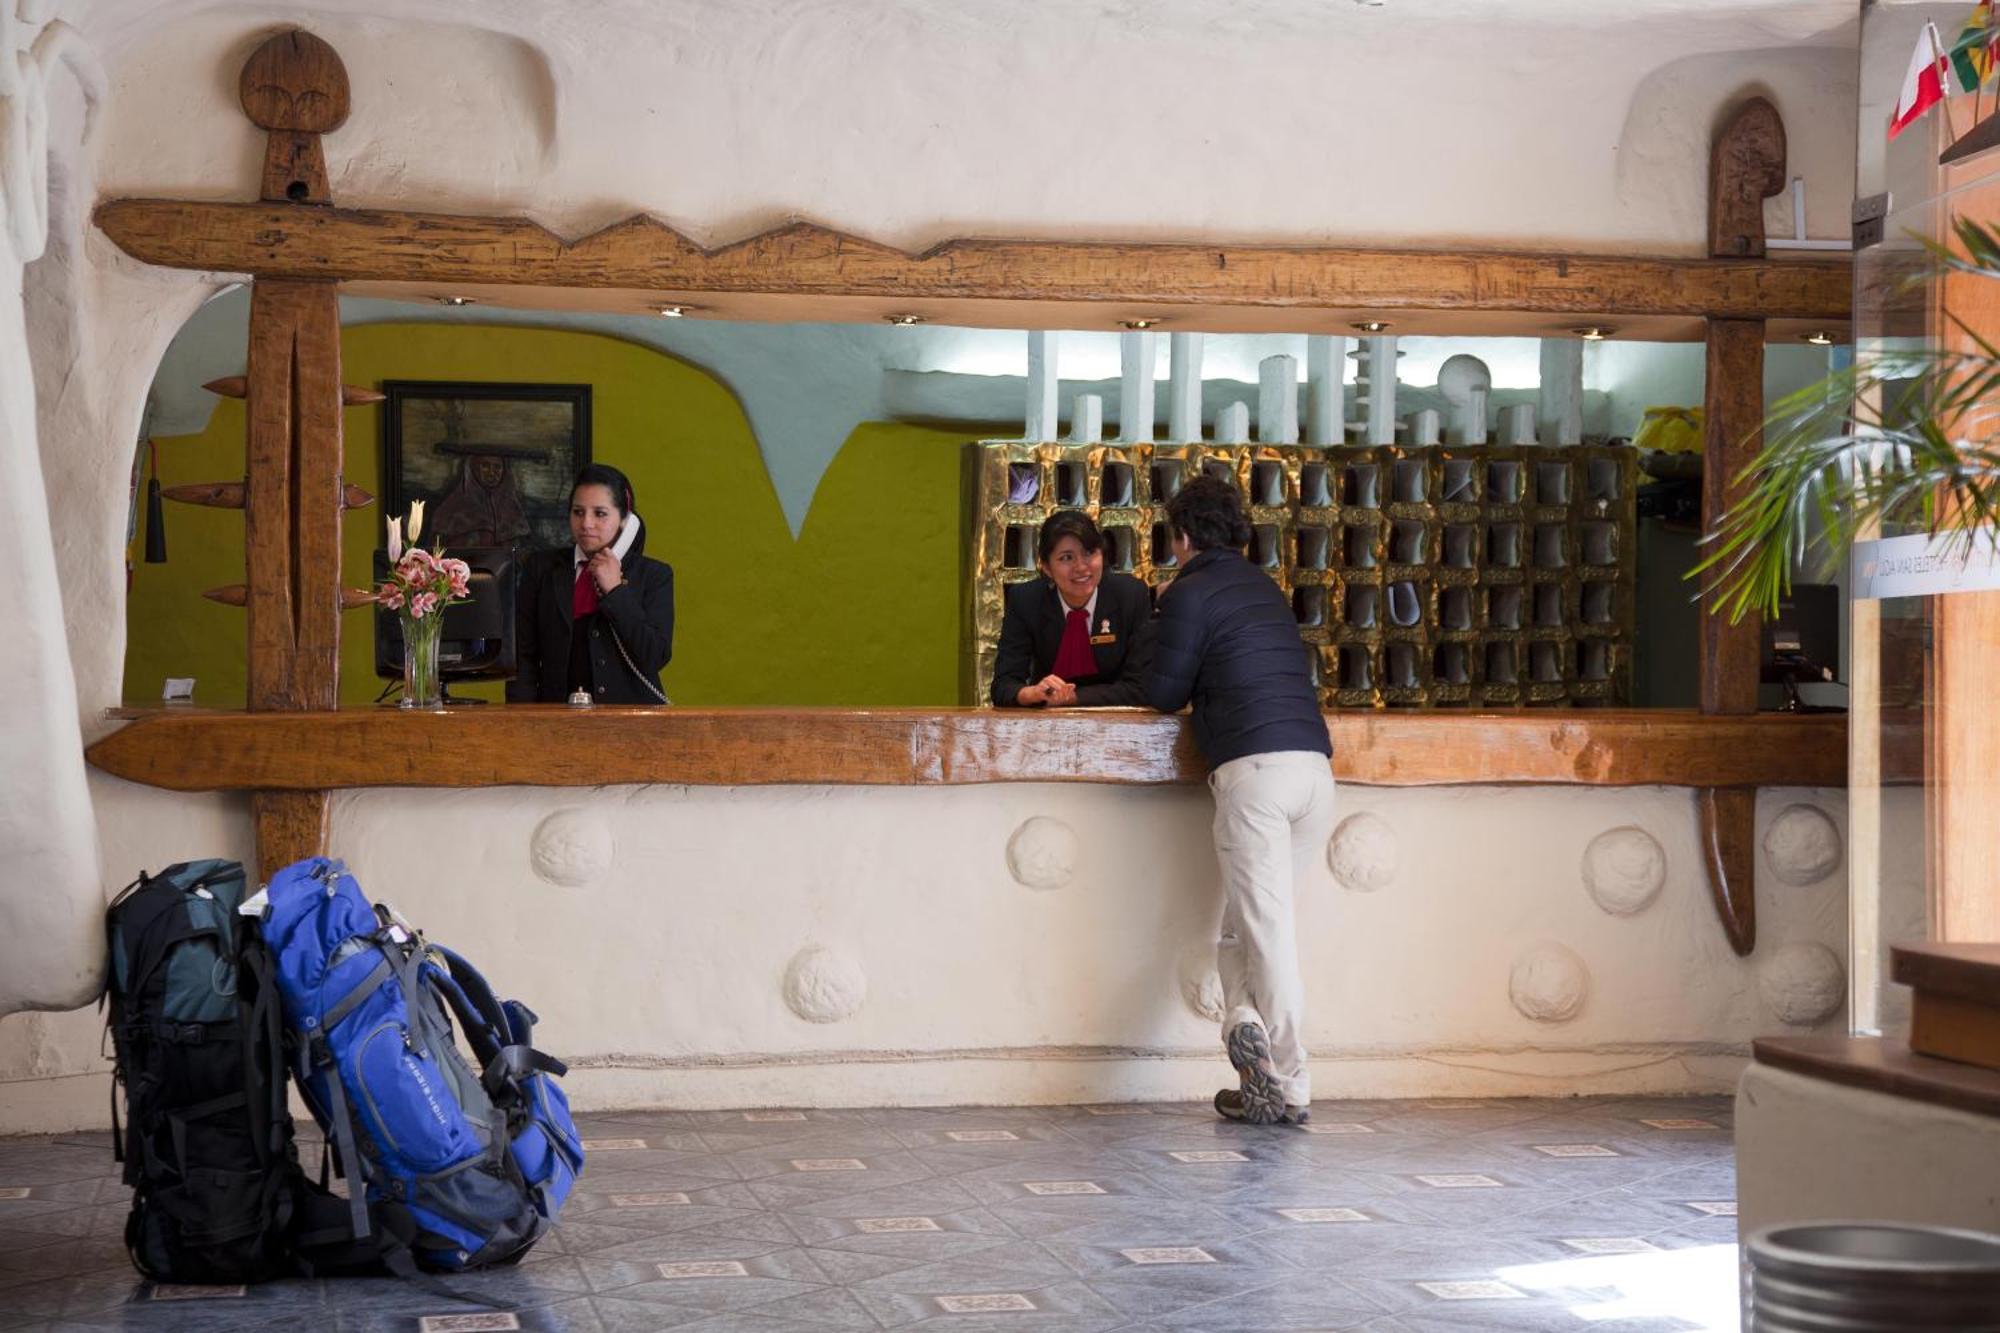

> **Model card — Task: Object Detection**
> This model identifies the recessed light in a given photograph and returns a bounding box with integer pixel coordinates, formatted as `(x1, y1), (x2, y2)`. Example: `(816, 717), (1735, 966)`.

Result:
(1119, 318), (1163, 330)
(1350, 320), (1391, 333)
(433, 295), (476, 307)
(655, 304), (698, 318)
(1803, 330), (1835, 346)
(1571, 326), (1614, 341)
(885, 313), (925, 326)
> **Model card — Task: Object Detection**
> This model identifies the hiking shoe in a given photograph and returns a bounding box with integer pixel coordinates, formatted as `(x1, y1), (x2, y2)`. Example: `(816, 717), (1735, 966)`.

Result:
(1214, 1088), (1311, 1125)
(1223, 1021), (1292, 1125)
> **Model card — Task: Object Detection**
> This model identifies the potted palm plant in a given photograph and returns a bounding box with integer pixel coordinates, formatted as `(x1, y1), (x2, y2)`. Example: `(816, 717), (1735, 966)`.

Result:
(1698, 218), (2000, 618)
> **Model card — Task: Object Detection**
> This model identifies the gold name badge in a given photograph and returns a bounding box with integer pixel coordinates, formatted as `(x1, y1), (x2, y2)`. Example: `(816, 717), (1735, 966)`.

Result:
(1090, 633), (1117, 645)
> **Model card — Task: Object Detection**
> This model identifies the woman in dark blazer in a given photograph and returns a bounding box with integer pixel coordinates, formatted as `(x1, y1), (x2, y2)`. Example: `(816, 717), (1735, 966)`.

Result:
(508, 463), (674, 704)
(992, 510), (1154, 707)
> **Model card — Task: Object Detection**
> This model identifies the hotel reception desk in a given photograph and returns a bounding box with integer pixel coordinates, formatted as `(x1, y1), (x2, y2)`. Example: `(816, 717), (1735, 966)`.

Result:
(28, 706), (1866, 1130)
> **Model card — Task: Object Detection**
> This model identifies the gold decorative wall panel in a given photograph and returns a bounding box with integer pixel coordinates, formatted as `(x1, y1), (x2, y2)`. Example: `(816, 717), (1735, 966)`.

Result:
(969, 442), (1637, 710)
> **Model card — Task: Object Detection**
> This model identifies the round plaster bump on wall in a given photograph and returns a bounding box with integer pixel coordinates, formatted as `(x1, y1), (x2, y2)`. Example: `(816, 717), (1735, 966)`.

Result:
(783, 946), (868, 1024)
(1007, 816), (1079, 891)
(1763, 804), (1842, 886)
(1509, 942), (1591, 1024)
(528, 808), (614, 887)
(1758, 941), (1845, 1026)
(1581, 826), (1667, 916)
(1327, 812), (1398, 893)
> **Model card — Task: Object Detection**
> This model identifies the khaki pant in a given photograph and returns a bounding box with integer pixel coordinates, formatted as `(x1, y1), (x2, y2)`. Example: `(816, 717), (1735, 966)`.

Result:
(1208, 750), (1336, 1107)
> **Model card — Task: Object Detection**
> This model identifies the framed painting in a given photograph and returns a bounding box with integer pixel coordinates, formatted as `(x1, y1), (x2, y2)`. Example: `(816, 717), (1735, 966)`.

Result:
(380, 381), (592, 554)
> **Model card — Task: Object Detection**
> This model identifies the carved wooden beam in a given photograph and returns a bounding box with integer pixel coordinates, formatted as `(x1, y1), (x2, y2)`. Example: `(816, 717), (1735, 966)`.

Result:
(239, 30), (349, 205)
(1695, 97), (1789, 956)
(93, 200), (1851, 322)
(85, 707), (1849, 793)
(165, 480), (372, 510)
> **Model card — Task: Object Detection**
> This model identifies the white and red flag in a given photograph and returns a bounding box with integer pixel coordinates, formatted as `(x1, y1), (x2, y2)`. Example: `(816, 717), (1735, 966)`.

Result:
(1890, 21), (1949, 138)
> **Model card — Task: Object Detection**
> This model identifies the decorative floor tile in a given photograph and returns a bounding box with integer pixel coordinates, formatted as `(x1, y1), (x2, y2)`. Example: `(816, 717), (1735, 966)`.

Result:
(1415, 1174), (1504, 1188)
(581, 1138), (649, 1151)
(936, 1292), (1036, 1312)
(1417, 1279), (1529, 1299)
(743, 1110), (809, 1121)
(418, 1315), (521, 1333)
(1278, 1206), (1370, 1223)
(1642, 1117), (1721, 1130)
(854, 1216), (941, 1232)
(791, 1158), (869, 1171)
(150, 1283), (247, 1299)
(1023, 1180), (1106, 1195)
(1120, 1246), (1216, 1265)
(946, 1130), (1020, 1142)
(0, 1187), (30, 1200)
(1686, 1200), (1738, 1215)
(609, 1191), (690, 1207)
(1562, 1236), (1661, 1254)
(1299, 1122), (1376, 1135)
(657, 1259), (750, 1278)
(1532, 1143), (1621, 1157)
(1169, 1150), (1248, 1163)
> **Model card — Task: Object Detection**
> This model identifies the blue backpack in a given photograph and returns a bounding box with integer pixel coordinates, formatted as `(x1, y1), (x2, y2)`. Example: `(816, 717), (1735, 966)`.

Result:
(261, 857), (583, 1271)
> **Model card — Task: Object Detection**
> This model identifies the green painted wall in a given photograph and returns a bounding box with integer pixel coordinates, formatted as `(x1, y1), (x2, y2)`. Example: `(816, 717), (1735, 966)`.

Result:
(125, 323), (969, 707)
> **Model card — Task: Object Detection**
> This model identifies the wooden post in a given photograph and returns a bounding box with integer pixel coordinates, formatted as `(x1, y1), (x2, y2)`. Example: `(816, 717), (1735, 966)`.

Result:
(237, 31), (356, 878)
(1697, 97), (1787, 955)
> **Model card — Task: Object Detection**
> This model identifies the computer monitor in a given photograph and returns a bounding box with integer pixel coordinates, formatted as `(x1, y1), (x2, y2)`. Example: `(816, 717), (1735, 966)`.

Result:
(373, 546), (518, 696)
(1762, 582), (1840, 710)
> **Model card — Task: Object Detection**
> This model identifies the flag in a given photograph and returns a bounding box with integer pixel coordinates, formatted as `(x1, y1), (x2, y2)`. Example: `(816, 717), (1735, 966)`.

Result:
(1891, 22), (1947, 138)
(1952, 1), (1997, 93)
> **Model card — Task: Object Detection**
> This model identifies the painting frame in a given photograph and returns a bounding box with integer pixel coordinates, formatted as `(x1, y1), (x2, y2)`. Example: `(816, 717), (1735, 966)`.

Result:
(380, 380), (593, 555)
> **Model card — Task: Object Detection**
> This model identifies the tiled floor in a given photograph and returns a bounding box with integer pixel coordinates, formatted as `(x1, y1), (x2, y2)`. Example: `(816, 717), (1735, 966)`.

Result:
(0, 1095), (1742, 1332)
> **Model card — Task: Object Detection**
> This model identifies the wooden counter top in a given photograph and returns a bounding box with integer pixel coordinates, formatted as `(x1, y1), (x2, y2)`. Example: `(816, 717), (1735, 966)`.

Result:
(87, 706), (1847, 792)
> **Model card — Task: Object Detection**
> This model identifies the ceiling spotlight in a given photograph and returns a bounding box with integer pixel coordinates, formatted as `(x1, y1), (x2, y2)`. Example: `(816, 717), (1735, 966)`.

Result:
(1350, 320), (1391, 333)
(1571, 326), (1614, 341)
(885, 313), (925, 326)
(1119, 318), (1163, 330)
(433, 295), (476, 307)
(655, 304), (697, 318)
(1803, 330), (1835, 346)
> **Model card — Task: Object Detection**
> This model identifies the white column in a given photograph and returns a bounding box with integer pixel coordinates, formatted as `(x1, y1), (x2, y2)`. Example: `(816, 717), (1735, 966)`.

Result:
(1257, 354), (1299, 445)
(1410, 408), (1442, 446)
(1118, 329), (1157, 443)
(1025, 330), (1059, 442)
(1365, 336), (1398, 446)
(1214, 401), (1250, 445)
(1502, 402), (1537, 446)
(1167, 332), (1204, 443)
(1068, 393), (1103, 444)
(1465, 386), (1490, 445)
(1539, 338), (1584, 446)
(1306, 335), (1346, 446)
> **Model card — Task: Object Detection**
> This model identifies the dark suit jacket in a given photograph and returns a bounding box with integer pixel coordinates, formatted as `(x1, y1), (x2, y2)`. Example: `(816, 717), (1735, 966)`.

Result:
(507, 547), (674, 704)
(1142, 548), (1329, 767)
(991, 570), (1155, 707)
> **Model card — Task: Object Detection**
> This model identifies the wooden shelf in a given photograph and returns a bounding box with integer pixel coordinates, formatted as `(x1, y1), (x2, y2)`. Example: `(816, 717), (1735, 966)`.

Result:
(1754, 1036), (2000, 1121)
(86, 706), (1847, 792)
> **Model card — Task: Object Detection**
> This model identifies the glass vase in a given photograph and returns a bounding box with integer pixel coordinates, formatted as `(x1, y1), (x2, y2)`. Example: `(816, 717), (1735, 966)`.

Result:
(400, 611), (445, 710)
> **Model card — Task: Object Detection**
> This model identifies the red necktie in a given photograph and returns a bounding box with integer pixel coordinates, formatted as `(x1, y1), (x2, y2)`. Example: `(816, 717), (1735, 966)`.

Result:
(573, 563), (599, 617)
(1051, 607), (1097, 680)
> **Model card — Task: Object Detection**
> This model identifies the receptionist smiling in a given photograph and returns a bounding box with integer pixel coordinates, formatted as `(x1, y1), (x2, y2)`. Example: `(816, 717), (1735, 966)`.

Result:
(991, 510), (1154, 708)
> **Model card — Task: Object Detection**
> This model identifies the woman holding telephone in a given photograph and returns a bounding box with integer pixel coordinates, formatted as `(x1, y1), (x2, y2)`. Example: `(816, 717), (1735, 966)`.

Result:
(508, 463), (675, 704)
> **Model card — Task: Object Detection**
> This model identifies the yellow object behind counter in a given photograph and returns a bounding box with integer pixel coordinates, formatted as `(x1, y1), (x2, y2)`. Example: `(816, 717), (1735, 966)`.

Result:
(1633, 406), (1704, 455)
(124, 323), (967, 707)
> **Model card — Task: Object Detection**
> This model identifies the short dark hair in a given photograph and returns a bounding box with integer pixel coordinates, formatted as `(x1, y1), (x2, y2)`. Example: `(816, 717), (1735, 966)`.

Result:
(572, 463), (636, 517)
(1165, 475), (1252, 552)
(1037, 509), (1105, 565)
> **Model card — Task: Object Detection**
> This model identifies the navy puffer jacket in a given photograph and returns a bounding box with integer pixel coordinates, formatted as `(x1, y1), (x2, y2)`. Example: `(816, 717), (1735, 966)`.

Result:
(1141, 548), (1330, 768)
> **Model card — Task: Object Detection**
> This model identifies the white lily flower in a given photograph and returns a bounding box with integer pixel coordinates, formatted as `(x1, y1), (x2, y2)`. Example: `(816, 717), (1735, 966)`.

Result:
(408, 499), (425, 545)
(387, 516), (403, 563)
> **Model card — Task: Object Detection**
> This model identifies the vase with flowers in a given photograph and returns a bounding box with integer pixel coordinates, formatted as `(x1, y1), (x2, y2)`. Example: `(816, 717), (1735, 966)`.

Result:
(376, 500), (472, 709)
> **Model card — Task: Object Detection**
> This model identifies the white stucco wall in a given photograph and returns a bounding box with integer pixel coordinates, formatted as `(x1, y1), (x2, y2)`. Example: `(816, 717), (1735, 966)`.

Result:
(0, 1), (1869, 1120)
